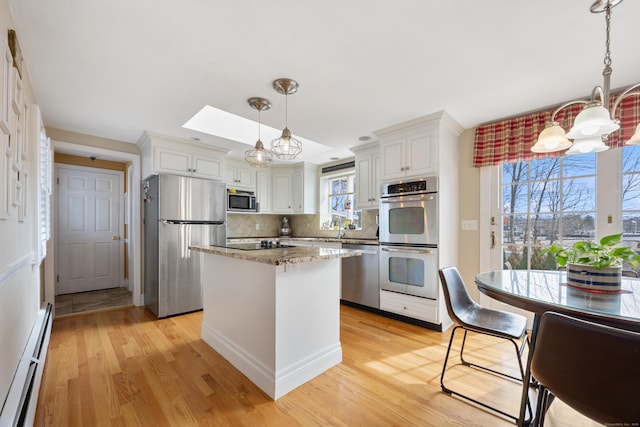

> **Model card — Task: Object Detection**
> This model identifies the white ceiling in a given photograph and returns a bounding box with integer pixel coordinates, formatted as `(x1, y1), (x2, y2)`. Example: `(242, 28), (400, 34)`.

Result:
(7, 0), (640, 165)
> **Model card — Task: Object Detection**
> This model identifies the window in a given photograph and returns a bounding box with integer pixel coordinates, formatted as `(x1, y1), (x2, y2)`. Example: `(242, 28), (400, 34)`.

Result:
(497, 146), (640, 272)
(319, 171), (361, 231)
(622, 145), (640, 264)
(34, 119), (51, 265)
(501, 154), (596, 270)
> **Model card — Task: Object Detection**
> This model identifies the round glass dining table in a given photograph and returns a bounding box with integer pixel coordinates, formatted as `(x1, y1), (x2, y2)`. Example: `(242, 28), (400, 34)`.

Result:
(476, 269), (640, 332)
(475, 269), (640, 426)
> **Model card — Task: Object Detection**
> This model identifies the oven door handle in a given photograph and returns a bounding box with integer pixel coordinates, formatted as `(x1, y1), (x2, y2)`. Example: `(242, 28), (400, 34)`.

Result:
(381, 247), (434, 255)
(381, 195), (435, 203)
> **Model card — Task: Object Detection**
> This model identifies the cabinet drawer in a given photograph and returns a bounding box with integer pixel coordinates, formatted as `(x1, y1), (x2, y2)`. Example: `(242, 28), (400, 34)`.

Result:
(380, 290), (438, 323)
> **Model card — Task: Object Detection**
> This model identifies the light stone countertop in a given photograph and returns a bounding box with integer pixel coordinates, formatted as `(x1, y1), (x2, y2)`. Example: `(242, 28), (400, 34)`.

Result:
(190, 244), (363, 266)
(227, 237), (379, 245)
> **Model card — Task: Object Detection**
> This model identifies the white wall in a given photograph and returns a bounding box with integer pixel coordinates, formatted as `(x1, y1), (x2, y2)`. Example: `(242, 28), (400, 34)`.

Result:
(0, 0), (44, 408)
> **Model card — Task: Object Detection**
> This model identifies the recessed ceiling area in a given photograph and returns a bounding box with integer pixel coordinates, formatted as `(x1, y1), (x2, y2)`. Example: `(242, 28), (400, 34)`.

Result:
(7, 0), (640, 165)
(182, 105), (337, 161)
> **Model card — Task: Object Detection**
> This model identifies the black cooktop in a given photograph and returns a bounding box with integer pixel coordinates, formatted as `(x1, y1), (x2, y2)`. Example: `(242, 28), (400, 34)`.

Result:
(219, 241), (297, 250)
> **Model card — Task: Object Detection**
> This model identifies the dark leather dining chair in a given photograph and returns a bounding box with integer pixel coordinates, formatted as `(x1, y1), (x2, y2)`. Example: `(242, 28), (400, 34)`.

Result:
(530, 312), (640, 426)
(438, 267), (531, 422)
(622, 269), (639, 278)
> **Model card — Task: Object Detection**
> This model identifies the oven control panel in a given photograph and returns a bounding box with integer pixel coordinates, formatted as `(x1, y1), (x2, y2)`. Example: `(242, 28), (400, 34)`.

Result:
(382, 177), (438, 197)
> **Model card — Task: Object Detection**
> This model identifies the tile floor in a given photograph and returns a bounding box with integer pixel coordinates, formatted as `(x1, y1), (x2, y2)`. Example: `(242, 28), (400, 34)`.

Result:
(55, 287), (133, 317)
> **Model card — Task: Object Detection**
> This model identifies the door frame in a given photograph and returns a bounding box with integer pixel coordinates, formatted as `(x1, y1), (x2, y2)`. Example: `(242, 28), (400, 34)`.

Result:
(46, 140), (142, 308)
(55, 163), (124, 295)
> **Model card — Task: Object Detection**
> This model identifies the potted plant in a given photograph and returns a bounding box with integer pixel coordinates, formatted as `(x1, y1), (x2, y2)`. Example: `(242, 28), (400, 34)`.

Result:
(545, 233), (640, 291)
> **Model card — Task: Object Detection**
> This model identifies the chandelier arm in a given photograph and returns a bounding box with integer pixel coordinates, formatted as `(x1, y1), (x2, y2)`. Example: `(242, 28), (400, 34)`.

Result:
(590, 86), (607, 104)
(551, 100), (590, 122)
(611, 83), (640, 118)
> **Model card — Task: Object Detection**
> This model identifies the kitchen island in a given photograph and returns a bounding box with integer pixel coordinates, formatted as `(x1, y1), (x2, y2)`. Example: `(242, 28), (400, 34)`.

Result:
(189, 244), (362, 399)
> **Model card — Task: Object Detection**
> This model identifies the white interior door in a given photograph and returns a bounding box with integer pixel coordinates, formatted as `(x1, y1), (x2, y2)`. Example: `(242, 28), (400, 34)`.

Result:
(56, 165), (123, 295)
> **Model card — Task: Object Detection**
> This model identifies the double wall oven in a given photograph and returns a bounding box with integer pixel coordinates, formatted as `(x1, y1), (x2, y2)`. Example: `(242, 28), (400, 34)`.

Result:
(379, 177), (439, 300)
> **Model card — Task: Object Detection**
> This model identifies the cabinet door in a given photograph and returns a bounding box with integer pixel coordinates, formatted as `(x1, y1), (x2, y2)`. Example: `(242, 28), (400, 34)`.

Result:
(223, 166), (236, 185)
(292, 169), (304, 213)
(405, 130), (437, 177)
(355, 155), (374, 209)
(371, 152), (381, 204)
(155, 148), (190, 175)
(272, 173), (292, 213)
(236, 167), (255, 189)
(380, 137), (406, 181)
(224, 162), (256, 190)
(256, 172), (271, 213)
(192, 155), (223, 179)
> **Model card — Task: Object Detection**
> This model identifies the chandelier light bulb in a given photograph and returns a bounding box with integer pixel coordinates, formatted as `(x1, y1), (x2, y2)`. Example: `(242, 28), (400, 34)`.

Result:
(626, 123), (640, 145)
(565, 136), (609, 155)
(566, 103), (620, 139)
(531, 122), (572, 153)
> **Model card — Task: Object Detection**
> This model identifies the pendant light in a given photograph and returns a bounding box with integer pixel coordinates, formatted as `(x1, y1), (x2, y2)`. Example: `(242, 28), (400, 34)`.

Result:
(532, 0), (640, 154)
(271, 78), (302, 160)
(245, 97), (274, 168)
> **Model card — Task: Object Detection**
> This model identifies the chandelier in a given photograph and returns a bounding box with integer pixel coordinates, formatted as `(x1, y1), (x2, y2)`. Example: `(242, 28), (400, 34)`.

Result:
(531, 0), (640, 154)
(245, 97), (274, 168)
(270, 78), (303, 160)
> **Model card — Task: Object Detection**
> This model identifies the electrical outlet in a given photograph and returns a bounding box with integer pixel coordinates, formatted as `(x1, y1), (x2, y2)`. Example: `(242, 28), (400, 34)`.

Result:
(255, 223), (260, 230)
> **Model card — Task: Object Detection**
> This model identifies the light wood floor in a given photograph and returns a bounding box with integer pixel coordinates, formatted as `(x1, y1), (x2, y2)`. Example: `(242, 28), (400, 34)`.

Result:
(35, 305), (599, 426)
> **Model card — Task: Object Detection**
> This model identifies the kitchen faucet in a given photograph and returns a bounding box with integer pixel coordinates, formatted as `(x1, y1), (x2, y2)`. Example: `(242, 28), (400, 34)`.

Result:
(337, 218), (346, 239)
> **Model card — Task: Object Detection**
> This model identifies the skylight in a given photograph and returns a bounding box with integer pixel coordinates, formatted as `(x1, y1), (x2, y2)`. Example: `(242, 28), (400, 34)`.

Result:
(183, 105), (330, 154)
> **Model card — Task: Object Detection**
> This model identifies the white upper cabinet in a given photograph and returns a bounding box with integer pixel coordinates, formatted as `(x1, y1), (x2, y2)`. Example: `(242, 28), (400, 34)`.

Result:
(271, 163), (318, 214)
(138, 131), (227, 180)
(256, 171), (272, 213)
(378, 120), (438, 181)
(350, 143), (380, 210)
(272, 167), (293, 213)
(293, 163), (317, 214)
(223, 158), (256, 191)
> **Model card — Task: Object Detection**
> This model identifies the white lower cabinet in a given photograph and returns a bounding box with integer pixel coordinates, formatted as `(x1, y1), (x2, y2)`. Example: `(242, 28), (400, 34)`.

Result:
(380, 290), (439, 324)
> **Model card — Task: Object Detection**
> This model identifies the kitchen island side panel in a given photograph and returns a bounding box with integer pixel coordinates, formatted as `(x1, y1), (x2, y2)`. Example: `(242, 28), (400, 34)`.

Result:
(199, 253), (342, 399)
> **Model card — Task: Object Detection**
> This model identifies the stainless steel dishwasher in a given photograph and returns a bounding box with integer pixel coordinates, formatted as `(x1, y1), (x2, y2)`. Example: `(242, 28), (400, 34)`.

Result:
(341, 243), (379, 309)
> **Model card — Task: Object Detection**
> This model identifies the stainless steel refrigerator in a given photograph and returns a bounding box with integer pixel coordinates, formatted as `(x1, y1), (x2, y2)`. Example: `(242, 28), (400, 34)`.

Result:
(143, 174), (226, 318)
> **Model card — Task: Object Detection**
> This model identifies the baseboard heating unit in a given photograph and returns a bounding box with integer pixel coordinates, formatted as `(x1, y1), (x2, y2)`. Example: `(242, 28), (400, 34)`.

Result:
(0, 302), (53, 427)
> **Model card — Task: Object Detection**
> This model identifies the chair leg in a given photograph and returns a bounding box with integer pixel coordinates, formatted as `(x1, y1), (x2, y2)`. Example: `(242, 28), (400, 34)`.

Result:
(459, 329), (470, 365)
(460, 332), (527, 383)
(440, 326), (527, 423)
(440, 325), (461, 394)
(533, 385), (552, 427)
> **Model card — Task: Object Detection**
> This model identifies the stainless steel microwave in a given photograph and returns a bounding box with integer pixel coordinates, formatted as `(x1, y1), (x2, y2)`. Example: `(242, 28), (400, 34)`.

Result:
(227, 190), (258, 212)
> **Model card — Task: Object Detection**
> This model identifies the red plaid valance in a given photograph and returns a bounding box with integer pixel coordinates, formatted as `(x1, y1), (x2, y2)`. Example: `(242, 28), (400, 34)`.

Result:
(473, 92), (640, 168)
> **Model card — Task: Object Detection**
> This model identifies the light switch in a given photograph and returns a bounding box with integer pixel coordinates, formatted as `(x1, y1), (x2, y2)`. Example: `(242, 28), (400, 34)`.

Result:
(462, 220), (478, 231)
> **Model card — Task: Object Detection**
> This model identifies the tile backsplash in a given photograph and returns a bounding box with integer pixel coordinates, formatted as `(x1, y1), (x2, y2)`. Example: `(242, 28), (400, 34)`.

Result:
(227, 210), (379, 240)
